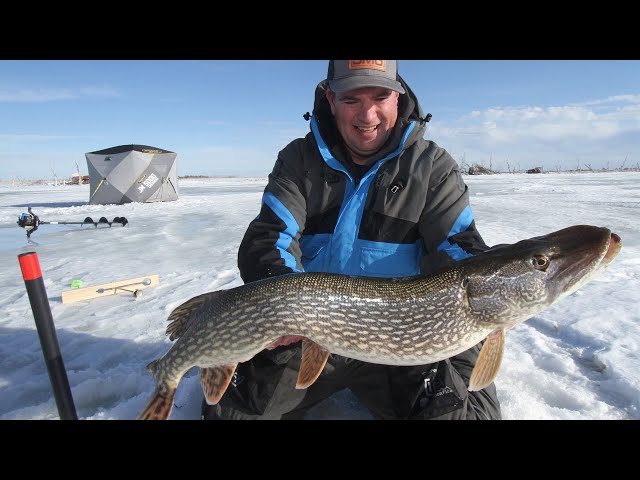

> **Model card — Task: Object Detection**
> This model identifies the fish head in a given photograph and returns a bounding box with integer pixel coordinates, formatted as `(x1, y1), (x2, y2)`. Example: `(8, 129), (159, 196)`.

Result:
(460, 225), (621, 326)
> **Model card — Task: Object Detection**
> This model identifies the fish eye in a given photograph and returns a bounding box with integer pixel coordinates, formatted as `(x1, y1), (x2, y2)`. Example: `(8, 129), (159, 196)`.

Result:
(532, 255), (549, 270)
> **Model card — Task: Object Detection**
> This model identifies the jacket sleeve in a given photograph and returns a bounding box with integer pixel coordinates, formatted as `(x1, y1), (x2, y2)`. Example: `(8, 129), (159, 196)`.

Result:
(418, 143), (488, 276)
(237, 140), (308, 284)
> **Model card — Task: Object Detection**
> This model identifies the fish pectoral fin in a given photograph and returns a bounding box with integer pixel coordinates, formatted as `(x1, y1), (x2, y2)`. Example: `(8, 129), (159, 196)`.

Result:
(200, 364), (237, 405)
(296, 339), (330, 389)
(138, 388), (177, 420)
(468, 328), (505, 391)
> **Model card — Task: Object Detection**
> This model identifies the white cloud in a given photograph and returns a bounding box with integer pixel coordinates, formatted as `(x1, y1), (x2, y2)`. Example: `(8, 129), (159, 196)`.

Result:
(0, 134), (91, 142)
(574, 94), (640, 106)
(430, 94), (640, 171)
(0, 85), (119, 102)
(0, 88), (75, 102)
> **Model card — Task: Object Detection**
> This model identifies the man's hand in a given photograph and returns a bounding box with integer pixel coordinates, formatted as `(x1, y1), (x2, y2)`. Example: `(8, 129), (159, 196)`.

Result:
(265, 336), (306, 350)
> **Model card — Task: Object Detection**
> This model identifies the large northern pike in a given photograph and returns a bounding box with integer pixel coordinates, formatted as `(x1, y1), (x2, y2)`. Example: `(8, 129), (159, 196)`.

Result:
(138, 225), (621, 420)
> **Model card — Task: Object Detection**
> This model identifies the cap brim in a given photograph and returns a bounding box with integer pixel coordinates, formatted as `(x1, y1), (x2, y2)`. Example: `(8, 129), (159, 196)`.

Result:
(328, 76), (405, 94)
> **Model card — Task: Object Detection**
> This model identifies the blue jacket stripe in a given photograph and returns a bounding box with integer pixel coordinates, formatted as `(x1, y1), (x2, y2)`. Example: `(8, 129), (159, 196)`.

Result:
(436, 204), (474, 261)
(310, 117), (352, 181)
(263, 192), (301, 271)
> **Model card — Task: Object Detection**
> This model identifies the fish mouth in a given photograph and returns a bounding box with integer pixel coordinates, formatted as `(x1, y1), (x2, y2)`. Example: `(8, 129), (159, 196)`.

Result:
(602, 232), (622, 267)
(550, 226), (621, 299)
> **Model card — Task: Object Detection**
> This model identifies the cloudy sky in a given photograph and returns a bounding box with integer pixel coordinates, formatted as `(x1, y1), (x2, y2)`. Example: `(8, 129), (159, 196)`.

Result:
(1, 60), (638, 179)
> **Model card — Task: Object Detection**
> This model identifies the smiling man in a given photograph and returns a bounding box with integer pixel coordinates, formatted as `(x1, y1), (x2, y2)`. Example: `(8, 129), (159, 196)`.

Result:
(201, 60), (502, 420)
(326, 62), (403, 164)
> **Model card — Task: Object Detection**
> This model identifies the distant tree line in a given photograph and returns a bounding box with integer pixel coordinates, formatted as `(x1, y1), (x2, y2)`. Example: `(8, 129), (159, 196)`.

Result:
(457, 154), (639, 175)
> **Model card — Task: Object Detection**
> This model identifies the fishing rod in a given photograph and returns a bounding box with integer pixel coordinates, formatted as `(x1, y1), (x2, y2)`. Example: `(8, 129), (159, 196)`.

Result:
(17, 207), (128, 238)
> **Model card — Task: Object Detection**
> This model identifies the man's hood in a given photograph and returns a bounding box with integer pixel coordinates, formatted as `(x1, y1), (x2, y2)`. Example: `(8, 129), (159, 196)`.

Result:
(308, 74), (429, 165)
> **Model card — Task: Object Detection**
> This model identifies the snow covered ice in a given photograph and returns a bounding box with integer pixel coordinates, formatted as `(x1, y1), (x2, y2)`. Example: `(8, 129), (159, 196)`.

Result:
(0, 172), (638, 420)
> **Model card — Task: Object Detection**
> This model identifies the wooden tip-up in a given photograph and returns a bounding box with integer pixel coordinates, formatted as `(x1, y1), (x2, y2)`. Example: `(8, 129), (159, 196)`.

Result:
(61, 274), (160, 304)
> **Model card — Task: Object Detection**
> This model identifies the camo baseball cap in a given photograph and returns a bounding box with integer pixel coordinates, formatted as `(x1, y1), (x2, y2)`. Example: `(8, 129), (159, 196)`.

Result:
(327, 60), (405, 94)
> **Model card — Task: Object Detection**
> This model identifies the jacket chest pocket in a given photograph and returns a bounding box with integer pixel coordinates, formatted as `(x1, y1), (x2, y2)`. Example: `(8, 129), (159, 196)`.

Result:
(359, 243), (423, 277)
(370, 175), (426, 224)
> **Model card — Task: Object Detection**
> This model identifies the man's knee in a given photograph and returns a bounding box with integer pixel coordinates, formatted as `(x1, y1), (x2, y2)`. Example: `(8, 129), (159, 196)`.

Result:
(406, 359), (501, 420)
(201, 344), (304, 420)
(465, 383), (501, 420)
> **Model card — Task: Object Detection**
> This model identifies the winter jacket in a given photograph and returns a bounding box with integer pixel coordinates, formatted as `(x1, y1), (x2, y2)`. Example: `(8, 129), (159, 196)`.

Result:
(222, 74), (502, 420)
(238, 75), (487, 282)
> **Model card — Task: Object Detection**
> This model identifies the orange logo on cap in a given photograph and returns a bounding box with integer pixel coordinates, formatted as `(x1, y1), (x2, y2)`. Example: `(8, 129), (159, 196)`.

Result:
(348, 60), (386, 72)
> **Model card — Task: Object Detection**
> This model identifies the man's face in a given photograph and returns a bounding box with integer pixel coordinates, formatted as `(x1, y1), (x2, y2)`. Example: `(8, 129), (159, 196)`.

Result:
(327, 87), (400, 164)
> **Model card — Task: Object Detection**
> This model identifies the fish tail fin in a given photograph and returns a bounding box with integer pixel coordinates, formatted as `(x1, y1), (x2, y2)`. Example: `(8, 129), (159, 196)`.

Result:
(138, 387), (177, 420)
(146, 359), (161, 377)
(139, 359), (177, 420)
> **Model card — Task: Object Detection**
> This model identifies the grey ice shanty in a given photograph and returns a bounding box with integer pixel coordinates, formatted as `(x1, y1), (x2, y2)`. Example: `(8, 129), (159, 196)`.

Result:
(86, 144), (179, 205)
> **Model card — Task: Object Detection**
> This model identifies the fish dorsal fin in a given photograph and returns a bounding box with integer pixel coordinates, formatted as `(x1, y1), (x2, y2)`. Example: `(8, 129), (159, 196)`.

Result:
(296, 339), (330, 389)
(166, 291), (223, 341)
(468, 328), (505, 391)
(200, 364), (237, 405)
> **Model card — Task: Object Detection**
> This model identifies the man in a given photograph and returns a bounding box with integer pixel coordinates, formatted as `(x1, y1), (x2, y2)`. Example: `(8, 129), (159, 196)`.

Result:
(202, 60), (501, 420)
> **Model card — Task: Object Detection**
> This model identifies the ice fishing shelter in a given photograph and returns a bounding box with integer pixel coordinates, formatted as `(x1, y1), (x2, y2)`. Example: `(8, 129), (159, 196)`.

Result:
(85, 144), (179, 205)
